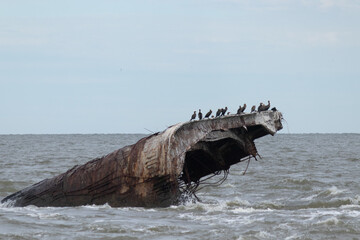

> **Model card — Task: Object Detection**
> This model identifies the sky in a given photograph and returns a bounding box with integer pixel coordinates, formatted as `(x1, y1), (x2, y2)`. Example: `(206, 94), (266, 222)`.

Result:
(1, 0), (359, 134)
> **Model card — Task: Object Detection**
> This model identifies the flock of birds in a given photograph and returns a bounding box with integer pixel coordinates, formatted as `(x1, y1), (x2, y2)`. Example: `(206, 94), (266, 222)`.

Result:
(190, 100), (277, 121)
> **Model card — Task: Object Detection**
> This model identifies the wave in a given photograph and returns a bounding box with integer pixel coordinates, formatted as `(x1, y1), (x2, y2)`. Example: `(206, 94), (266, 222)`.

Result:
(79, 203), (112, 210)
(318, 186), (345, 197)
(2, 193), (359, 213)
(281, 177), (320, 186)
(0, 199), (16, 208)
(255, 196), (359, 211)
(316, 216), (340, 226)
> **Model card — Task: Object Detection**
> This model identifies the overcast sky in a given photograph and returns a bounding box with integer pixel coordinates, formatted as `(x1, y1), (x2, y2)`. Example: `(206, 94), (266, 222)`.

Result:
(1, 0), (359, 134)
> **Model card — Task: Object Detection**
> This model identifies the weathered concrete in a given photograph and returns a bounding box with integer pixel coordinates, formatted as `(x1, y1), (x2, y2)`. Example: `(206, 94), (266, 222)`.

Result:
(2, 111), (283, 207)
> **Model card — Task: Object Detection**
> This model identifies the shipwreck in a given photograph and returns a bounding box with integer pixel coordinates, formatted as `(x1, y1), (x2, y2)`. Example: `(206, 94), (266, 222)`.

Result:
(2, 110), (283, 207)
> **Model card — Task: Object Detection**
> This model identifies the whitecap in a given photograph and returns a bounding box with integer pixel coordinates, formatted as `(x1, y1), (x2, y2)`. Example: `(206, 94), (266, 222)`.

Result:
(201, 201), (228, 213)
(301, 194), (317, 201)
(80, 203), (112, 210)
(231, 207), (256, 213)
(344, 209), (360, 218)
(226, 197), (251, 207)
(256, 231), (276, 239)
(174, 200), (229, 213)
(38, 212), (69, 220)
(184, 213), (219, 223)
(328, 186), (345, 195)
(232, 207), (273, 214)
(285, 233), (303, 240)
(350, 195), (360, 204)
(316, 216), (339, 225)
(222, 183), (235, 188)
(0, 199), (16, 208)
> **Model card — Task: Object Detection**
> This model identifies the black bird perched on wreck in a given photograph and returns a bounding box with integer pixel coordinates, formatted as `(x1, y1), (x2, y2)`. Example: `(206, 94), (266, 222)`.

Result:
(198, 109), (203, 120)
(204, 110), (212, 119)
(251, 105), (256, 113)
(237, 104), (246, 114)
(237, 106), (242, 114)
(258, 100), (270, 112)
(242, 104), (247, 113)
(221, 107), (228, 116)
(263, 100), (271, 111)
(216, 109), (221, 117)
(190, 111), (196, 121)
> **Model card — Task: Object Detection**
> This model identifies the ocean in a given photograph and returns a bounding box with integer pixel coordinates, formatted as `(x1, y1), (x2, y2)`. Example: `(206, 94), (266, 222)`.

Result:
(0, 133), (359, 240)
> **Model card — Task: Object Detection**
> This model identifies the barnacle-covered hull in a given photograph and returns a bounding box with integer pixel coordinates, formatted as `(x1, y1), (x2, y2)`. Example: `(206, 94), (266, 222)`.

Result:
(2, 111), (283, 207)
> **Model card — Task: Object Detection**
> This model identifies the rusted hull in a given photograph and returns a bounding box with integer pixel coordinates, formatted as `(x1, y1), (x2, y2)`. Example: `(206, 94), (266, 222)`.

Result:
(2, 111), (283, 207)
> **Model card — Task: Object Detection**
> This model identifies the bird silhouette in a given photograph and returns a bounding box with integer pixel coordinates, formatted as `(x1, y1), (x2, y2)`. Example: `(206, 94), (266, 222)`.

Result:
(221, 107), (228, 116)
(251, 105), (256, 113)
(190, 111), (196, 121)
(237, 106), (242, 114)
(241, 103), (247, 113)
(237, 104), (246, 114)
(258, 103), (264, 112)
(263, 100), (270, 111)
(204, 109), (212, 118)
(216, 109), (221, 117)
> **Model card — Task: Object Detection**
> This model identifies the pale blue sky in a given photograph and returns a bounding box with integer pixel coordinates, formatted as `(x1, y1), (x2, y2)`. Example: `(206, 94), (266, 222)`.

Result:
(1, 0), (359, 134)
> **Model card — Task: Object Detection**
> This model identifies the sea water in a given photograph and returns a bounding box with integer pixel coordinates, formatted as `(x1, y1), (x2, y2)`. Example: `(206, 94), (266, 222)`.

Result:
(0, 133), (359, 240)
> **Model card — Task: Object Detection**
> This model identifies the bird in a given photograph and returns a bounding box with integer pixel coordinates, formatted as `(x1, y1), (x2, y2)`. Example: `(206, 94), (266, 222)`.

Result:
(198, 109), (203, 120)
(216, 109), (222, 117)
(221, 107), (228, 116)
(251, 105), (256, 113)
(204, 109), (212, 118)
(263, 100), (270, 111)
(190, 111), (196, 121)
(237, 105), (242, 114)
(258, 103), (264, 112)
(241, 104), (247, 113)
(271, 107), (277, 111)
(239, 103), (246, 114)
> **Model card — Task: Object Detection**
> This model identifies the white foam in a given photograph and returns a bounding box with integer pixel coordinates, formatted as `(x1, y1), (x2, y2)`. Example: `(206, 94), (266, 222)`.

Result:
(350, 195), (360, 204)
(0, 199), (16, 208)
(301, 194), (317, 201)
(285, 233), (302, 240)
(81, 203), (112, 210)
(227, 197), (251, 207)
(231, 207), (256, 213)
(231, 207), (271, 214)
(222, 183), (235, 188)
(184, 213), (218, 223)
(328, 186), (345, 195)
(316, 216), (339, 225)
(256, 231), (276, 239)
(344, 209), (360, 217)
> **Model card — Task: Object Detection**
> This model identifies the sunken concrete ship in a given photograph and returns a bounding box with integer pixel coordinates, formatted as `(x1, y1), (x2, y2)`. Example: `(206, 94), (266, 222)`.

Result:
(2, 110), (283, 207)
